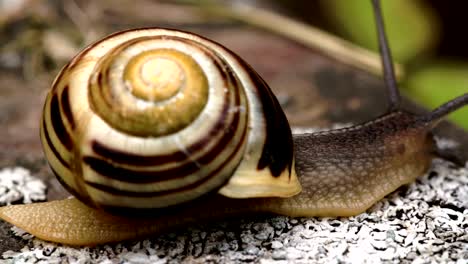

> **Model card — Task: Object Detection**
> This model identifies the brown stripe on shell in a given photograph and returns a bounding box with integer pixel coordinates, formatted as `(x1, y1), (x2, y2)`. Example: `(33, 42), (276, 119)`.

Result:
(82, 156), (199, 183)
(49, 93), (73, 151)
(92, 141), (187, 166)
(88, 36), (182, 136)
(90, 41), (242, 168)
(83, 116), (249, 199)
(50, 166), (94, 207)
(88, 53), (123, 124)
(94, 70), (115, 109)
(91, 37), (149, 109)
(47, 29), (255, 210)
(82, 54), (249, 210)
(235, 55), (294, 177)
(84, 64), (245, 184)
(64, 29), (146, 73)
(41, 118), (70, 169)
(90, 62), (115, 116)
(60, 86), (75, 129)
(89, 35), (232, 137)
(50, 60), (72, 93)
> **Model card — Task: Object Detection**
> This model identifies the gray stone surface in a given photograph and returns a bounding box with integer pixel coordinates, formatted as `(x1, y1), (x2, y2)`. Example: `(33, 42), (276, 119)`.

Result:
(0, 140), (467, 263)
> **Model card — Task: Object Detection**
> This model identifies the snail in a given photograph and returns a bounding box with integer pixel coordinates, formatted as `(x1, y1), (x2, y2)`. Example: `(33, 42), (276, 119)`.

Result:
(0, 0), (467, 246)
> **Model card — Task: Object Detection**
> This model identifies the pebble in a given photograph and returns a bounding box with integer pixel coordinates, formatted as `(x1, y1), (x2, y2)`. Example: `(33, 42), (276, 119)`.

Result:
(271, 250), (287, 260)
(271, 241), (283, 249)
(285, 247), (303, 260)
(0, 167), (46, 205)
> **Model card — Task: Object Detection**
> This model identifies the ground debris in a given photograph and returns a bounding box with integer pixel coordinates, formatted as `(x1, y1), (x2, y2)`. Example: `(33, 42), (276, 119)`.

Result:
(0, 158), (466, 263)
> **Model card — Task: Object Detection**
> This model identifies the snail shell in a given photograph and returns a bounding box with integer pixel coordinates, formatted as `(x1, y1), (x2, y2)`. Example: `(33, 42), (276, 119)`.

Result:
(40, 28), (301, 211)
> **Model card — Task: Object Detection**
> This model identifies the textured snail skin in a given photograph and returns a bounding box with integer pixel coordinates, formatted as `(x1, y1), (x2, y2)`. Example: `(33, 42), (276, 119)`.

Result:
(0, 111), (434, 245)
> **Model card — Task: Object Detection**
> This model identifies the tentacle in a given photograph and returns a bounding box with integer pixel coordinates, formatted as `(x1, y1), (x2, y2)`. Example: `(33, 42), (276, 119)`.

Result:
(419, 93), (468, 125)
(371, 0), (401, 111)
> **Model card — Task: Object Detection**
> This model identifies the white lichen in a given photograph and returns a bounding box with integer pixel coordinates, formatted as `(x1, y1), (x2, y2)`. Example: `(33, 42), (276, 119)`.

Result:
(0, 167), (46, 205)
(435, 136), (460, 150)
(1, 151), (468, 263)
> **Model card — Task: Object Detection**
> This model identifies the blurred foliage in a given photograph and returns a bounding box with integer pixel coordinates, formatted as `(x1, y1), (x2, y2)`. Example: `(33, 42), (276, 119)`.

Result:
(0, 0), (466, 129)
(405, 62), (468, 129)
(316, 0), (467, 129)
(319, 0), (440, 65)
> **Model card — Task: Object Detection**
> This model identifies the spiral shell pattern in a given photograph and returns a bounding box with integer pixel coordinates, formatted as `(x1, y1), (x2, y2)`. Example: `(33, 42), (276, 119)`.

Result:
(40, 28), (300, 211)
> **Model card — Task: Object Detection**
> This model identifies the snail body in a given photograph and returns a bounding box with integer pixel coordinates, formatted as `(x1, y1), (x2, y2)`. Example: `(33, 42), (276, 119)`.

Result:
(0, 0), (467, 246)
(0, 111), (435, 245)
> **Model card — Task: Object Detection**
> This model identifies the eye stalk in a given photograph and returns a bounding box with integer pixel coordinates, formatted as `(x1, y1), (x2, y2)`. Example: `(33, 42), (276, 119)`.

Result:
(372, 0), (467, 123)
(371, 0), (401, 111)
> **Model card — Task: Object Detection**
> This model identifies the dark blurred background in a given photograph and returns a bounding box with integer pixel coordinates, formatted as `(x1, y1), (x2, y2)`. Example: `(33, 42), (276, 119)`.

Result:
(277, 0), (468, 129)
(0, 0), (467, 129)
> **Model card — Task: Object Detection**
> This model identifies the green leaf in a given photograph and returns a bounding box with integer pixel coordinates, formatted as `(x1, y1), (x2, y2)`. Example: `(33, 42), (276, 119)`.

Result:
(320, 0), (440, 64)
(404, 62), (468, 129)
